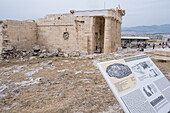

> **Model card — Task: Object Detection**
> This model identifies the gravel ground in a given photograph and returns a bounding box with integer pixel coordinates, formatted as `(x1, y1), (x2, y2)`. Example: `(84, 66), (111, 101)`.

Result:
(0, 48), (169, 113)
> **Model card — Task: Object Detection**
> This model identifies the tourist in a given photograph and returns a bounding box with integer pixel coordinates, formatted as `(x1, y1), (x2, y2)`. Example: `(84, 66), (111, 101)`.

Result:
(166, 42), (168, 47)
(142, 46), (144, 51)
(148, 43), (150, 46)
(159, 42), (161, 48)
(139, 46), (142, 51)
(100, 47), (102, 53)
(153, 43), (155, 49)
(162, 42), (165, 49)
(139, 44), (144, 51)
(144, 42), (147, 48)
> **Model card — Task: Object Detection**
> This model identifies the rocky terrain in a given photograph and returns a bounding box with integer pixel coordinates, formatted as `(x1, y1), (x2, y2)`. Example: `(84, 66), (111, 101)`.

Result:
(0, 48), (170, 113)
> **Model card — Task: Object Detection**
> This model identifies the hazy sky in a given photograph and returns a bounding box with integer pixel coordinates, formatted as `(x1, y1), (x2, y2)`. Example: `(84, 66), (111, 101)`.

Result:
(0, 0), (170, 27)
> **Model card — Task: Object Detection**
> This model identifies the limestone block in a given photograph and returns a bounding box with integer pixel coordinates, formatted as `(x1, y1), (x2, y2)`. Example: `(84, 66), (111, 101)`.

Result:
(154, 49), (170, 57)
(154, 56), (170, 61)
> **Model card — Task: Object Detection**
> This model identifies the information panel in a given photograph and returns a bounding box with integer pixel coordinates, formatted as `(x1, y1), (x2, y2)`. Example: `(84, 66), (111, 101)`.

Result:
(97, 54), (170, 113)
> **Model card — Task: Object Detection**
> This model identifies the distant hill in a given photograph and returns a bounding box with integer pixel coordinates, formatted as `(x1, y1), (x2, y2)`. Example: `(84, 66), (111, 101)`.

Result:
(122, 24), (170, 33)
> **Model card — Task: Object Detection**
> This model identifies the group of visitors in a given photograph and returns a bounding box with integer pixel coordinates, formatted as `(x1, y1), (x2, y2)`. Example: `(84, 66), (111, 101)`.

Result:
(137, 42), (170, 51)
(137, 42), (148, 51)
(158, 42), (170, 48)
(153, 42), (170, 49)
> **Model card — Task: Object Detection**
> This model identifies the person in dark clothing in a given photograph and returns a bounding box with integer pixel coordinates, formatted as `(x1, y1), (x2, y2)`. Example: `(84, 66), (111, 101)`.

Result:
(159, 42), (161, 48)
(153, 43), (155, 49)
(166, 42), (168, 47)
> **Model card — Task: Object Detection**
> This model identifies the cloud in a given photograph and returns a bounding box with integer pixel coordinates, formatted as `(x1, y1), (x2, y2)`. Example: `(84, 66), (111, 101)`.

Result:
(0, 0), (170, 27)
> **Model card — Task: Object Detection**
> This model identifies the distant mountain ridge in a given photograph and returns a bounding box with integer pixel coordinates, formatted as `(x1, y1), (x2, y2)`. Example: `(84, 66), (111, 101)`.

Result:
(122, 24), (170, 33)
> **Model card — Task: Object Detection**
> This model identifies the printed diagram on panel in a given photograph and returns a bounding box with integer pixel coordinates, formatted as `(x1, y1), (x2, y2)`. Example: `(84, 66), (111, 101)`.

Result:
(149, 68), (161, 78)
(143, 84), (158, 97)
(131, 60), (161, 79)
(106, 63), (132, 79)
(131, 61), (153, 75)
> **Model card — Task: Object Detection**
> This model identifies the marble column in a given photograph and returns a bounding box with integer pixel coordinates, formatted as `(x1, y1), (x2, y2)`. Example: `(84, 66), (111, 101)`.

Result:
(104, 16), (112, 53)
(117, 21), (122, 47)
(87, 17), (95, 54)
(115, 20), (121, 50)
(111, 18), (117, 52)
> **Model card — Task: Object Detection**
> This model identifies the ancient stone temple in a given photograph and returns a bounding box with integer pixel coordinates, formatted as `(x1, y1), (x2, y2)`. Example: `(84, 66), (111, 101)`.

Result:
(0, 6), (125, 55)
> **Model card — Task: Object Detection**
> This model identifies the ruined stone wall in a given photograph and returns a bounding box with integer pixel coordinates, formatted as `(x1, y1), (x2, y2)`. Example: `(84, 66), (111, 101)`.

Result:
(37, 14), (94, 54)
(1, 20), (37, 51)
(0, 8), (125, 56)
(0, 22), (3, 54)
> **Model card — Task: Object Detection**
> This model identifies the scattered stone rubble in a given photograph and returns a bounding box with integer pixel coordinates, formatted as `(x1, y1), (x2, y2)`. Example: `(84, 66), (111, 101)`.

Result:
(0, 45), (85, 60)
